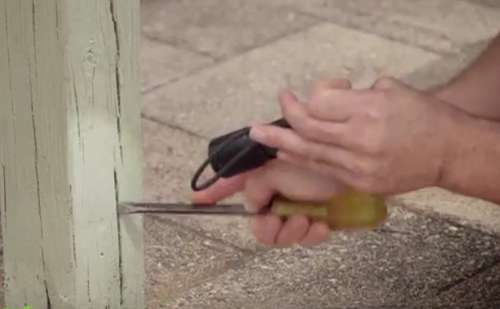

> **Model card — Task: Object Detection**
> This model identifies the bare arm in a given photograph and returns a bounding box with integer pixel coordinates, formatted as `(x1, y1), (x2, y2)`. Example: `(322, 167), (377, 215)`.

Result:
(434, 32), (500, 120)
(440, 112), (500, 204)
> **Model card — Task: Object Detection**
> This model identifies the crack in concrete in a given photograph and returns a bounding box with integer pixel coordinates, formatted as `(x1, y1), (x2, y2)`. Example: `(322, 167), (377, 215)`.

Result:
(149, 215), (255, 255)
(389, 200), (500, 241)
(141, 32), (217, 61)
(141, 114), (208, 140)
(437, 256), (500, 295)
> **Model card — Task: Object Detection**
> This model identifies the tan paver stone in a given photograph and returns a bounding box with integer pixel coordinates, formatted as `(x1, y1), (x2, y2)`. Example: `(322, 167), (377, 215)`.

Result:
(264, 0), (500, 53)
(166, 206), (500, 308)
(141, 0), (317, 59)
(140, 38), (214, 92)
(143, 23), (439, 138)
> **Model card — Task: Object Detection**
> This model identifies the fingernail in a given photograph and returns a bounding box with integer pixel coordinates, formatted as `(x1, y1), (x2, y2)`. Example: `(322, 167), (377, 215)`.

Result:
(249, 127), (266, 142)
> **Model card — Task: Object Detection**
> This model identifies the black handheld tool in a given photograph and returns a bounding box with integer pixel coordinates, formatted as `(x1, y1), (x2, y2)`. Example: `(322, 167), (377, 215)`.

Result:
(191, 118), (290, 191)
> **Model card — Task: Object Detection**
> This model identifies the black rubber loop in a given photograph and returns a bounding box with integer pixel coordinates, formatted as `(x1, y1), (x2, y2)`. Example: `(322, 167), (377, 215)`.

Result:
(191, 129), (256, 191)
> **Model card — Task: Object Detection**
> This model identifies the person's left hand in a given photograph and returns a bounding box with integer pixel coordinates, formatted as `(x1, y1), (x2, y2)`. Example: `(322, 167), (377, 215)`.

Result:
(249, 77), (466, 195)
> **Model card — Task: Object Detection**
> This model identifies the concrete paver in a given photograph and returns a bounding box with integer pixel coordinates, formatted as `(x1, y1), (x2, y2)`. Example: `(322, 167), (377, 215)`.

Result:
(394, 188), (500, 236)
(263, 0), (500, 54)
(140, 38), (214, 92)
(141, 0), (317, 59)
(165, 206), (500, 308)
(433, 263), (500, 308)
(403, 40), (488, 90)
(143, 23), (439, 138)
(468, 0), (500, 8)
(144, 215), (248, 308)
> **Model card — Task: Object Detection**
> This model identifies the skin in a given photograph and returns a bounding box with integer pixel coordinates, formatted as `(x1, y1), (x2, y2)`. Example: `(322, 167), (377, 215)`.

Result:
(193, 32), (500, 247)
(432, 34), (500, 120)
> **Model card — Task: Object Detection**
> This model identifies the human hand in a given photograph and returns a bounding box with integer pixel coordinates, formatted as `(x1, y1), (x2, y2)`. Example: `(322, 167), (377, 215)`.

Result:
(192, 79), (352, 247)
(249, 77), (464, 195)
(192, 159), (346, 246)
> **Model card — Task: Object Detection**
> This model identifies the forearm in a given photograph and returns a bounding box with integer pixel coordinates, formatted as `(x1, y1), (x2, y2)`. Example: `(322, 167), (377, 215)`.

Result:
(433, 32), (500, 120)
(440, 114), (500, 204)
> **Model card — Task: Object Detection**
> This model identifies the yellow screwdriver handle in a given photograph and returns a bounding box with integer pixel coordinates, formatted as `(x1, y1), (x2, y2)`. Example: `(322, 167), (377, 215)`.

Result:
(269, 190), (387, 231)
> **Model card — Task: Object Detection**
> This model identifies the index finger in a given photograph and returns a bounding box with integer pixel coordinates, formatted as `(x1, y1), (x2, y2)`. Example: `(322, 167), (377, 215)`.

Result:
(307, 89), (370, 122)
(191, 173), (247, 204)
(310, 78), (351, 98)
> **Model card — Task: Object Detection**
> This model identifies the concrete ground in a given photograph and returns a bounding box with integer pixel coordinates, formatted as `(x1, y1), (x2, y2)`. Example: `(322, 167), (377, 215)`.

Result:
(140, 0), (500, 308)
(3, 0), (500, 308)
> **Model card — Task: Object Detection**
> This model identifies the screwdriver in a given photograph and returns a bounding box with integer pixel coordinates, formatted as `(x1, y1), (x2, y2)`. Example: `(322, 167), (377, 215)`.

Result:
(120, 190), (387, 231)
(122, 118), (388, 231)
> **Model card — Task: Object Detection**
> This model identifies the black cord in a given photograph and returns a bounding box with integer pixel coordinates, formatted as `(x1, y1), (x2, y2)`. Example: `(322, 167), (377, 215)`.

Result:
(191, 129), (256, 191)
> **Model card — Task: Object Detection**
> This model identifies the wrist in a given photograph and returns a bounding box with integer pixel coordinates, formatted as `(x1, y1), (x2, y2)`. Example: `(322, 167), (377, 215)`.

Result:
(434, 105), (474, 191)
(436, 110), (495, 193)
(428, 83), (459, 105)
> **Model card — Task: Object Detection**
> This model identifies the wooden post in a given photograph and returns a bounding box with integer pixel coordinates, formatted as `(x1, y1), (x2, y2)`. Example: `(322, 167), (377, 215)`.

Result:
(0, 0), (144, 308)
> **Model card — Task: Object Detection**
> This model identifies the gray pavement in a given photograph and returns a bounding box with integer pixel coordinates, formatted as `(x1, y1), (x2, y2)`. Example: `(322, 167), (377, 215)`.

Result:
(141, 0), (500, 308)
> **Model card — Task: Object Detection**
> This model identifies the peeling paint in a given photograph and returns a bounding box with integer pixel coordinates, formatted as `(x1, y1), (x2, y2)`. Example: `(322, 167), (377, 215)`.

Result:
(114, 169), (124, 305)
(72, 230), (77, 267)
(2, 165), (6, 229)
(45, 283), (52, 309)
(54, 0), (60, 40)
(29, 67), (44, 243)
(110, 0), (124, 164)
(113, 169), (119, 206)
(3, 3), (14, 115)
(117, 213), (124, 305)
(87, 264), (91, 303)
(90, 66), (96, 107)
(71, 67), (84, 156)
(1, 1), (143, 307)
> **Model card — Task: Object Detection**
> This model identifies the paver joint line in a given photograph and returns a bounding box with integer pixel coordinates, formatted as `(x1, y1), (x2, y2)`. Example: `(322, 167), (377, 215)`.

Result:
(436, 256), (500, 295)
(141, 114), (208, 140)
(141, 31), (218, 61)
(288, 8), (458, 57)
(148, 215), (256, 255)
(141, 21), (323, 96)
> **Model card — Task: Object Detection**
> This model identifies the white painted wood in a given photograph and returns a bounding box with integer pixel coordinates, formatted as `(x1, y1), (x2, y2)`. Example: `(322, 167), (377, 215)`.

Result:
(0, 0), (144, 308)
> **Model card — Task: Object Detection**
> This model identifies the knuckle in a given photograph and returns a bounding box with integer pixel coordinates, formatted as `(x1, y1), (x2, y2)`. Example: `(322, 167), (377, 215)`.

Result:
(300, 118), (319, 137)
(355, 176), (380, 193)
(267, 132), (283, 148)
(373, 76), (397, 90)
(362, 134), (384, 155)
(364, 104), (384, 122)
(361, 160), (381, 178)
(293, 138), (313, 159)
(306, 143), (323, 162)
(307, 92), (329, 117)
(345, 160), (365, 177)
